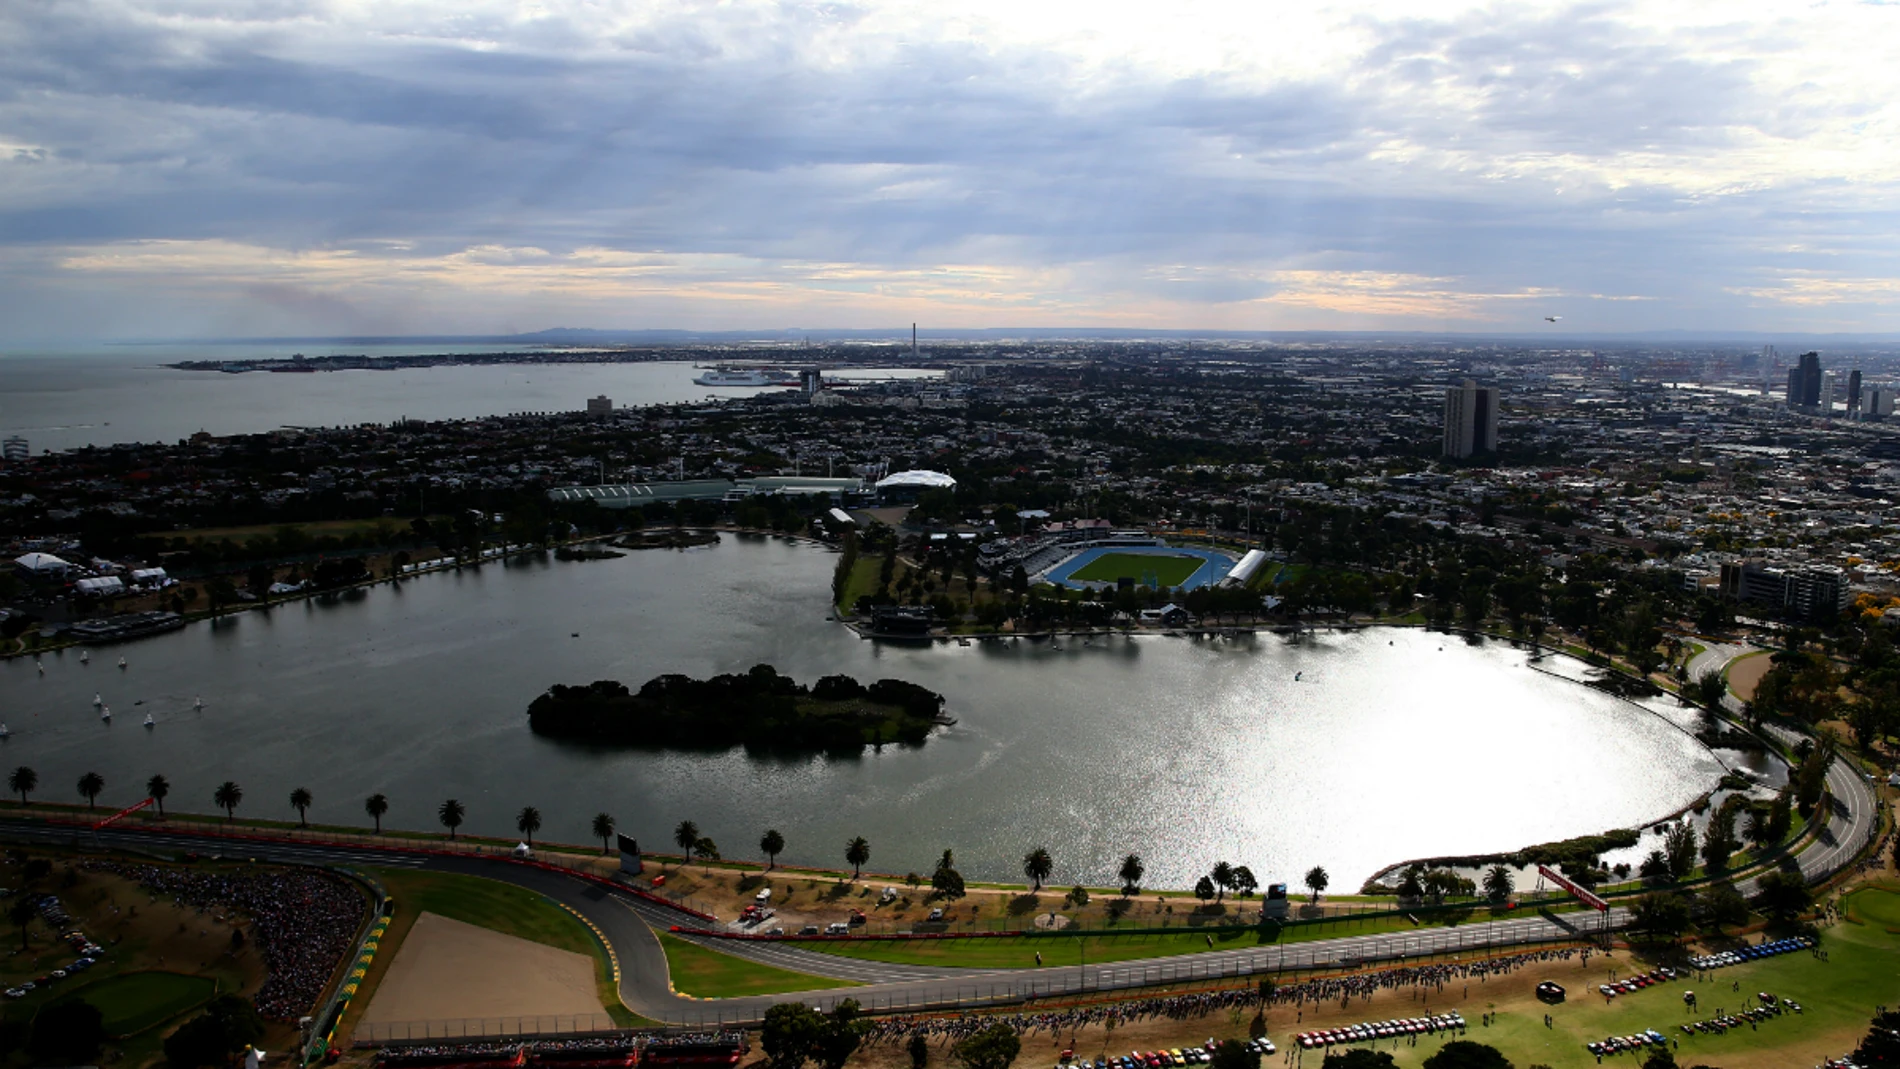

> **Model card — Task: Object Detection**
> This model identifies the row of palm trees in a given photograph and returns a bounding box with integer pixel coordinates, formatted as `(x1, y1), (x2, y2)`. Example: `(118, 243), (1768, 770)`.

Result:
(6, 770), (1346, 897)
(3, 766), (624, 854)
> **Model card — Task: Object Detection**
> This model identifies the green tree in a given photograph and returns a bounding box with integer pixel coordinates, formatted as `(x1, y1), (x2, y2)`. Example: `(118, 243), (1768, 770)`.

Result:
(674, 820), (700, 863)
(846, 836), (871, 879)
(1118, 853), (1145, 896)
(517, 805), (542, 848)
(8, 765), (36, 804)
(1210, 861), (1235, 902)
(438, 798), (466, 840)
(908, 1034), (930, 1069)
(951, 1023), (1020, 1069)
(1482, 864), (1514, 902)
(1693, 668), (1728, 710)
(1230, 865), (1258, 899)
(761, 1003), (826, 1069)
(1631, 892), (1691, 939)
(1640, 1048), (1677, 1069)
(1194, 875), (1217, 903)
(1319, 1051), (1397, 1069)
(1420, 1040), (1513, 1069)
(213, 780), (243, 821)
(162, 995), (265, 1069)
(28, 999), (105, 1062)
(289, 786), (313, 826)
(592, 812), (617, 855)
(9, 896), (35, 950)
(1664, 822), (1698, 882)
(761, 828), (786, 869)
(693, 836), (720, 860)
(1209, 1040), (1260, 1069)
(1698, 884), (1749, 930)
(76, 770), (105, 810)
(1753, 869), (1812, 923)
(1304, 865), (1330, 903)
(1023, 847), (1053, 891)
(1852, 1008), (1900, 1066)
(815, 998), (870, 1069)
(147, 772), (170, 816)
(364, 792), (388, 833)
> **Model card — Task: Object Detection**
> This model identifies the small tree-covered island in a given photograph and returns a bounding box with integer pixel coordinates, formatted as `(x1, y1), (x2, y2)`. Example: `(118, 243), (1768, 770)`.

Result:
(527, 665), (950, 753)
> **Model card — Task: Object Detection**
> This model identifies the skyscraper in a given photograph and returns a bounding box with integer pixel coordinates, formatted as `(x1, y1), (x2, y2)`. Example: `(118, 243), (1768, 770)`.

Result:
(1785, 351), (1822, 408)
(1848, 369), (1863, 415)
(1442, 380), (1498, 459)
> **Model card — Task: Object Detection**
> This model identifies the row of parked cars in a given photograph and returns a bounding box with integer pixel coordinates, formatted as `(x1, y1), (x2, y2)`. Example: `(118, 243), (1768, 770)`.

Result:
(1294, 1012), (1465, 1049)
(1681, 992), (1800, 1036)
(1584, 1029), (1669, 1057)
(1058, 1037), (1277, 1069)
(5, 929), (105, 999)
(1597, 966), (1685, 998)
(1687, 935), (1814, 971)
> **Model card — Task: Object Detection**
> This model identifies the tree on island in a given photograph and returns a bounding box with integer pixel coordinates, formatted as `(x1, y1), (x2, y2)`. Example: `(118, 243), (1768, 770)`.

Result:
(1210, 861), (1235, 902)
(761, 829), (786, 870)
(213, 780), (243, 822)
(1304, 865), (1330, 903)
(364, 793), (388, 833)
(1119, 854), (1145, 897)
(289, 786), (313, 827)
(8, 765), (36, 805)
(76, 771), (104, 810)
(846, 837), (871, 879)
(674, 820), (700, 865)
(147, 773), (170, 817)
(1023, 847), (1053, 892)
(593, 812), (617, 855)
(438, 798), (465, 841)
(517, 806), (542, 848)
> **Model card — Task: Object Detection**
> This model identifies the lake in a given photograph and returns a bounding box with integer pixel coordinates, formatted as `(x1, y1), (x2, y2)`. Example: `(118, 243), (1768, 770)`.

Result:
(0, 537), (1726, 889)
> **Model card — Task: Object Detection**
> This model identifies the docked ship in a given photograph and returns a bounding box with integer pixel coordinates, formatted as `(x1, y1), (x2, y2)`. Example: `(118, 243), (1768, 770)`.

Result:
(692, 367), (798, 387)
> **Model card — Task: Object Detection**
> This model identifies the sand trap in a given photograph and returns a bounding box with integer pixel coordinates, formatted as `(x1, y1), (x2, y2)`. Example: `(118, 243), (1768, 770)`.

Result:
(361, 912), (607, 1024)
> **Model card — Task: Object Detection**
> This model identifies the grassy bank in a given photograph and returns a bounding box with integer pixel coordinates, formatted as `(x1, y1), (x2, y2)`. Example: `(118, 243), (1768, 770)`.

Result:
(657, 933), (859, 999)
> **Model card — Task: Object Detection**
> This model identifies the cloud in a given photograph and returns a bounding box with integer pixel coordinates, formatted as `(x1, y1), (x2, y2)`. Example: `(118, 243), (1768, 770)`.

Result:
(2, 0), (1899, 339)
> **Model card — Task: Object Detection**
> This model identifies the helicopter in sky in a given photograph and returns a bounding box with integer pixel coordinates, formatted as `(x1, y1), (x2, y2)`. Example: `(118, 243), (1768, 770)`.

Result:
(1544, 315), (1562, 323)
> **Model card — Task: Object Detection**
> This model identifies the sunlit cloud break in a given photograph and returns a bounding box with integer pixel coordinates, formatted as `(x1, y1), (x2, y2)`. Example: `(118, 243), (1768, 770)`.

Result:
(2, 0), (1899, 341)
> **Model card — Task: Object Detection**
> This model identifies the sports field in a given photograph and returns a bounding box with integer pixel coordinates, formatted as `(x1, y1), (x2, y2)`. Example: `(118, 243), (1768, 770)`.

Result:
(1047, 545), (1234, 590)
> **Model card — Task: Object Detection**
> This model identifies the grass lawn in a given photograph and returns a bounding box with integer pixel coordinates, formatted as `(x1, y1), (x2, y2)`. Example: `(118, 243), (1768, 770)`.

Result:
(836, 555), (883, 614)
(657, 933), (859, 999)
(796, 912), (1439, 970)
(64, 970), (217, 1036)
(1325, 896), (1900, 1067)
(1069, 552), (1205, 587)
(356, 867), (647, 1029)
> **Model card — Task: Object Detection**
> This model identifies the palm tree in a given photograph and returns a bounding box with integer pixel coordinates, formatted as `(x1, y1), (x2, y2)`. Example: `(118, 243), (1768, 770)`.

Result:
(8, 766), (37, 805)
(516, 805), (542, 848)
(1210, 861), (1235, 903)
(592, 812), (616, 855)
(146, 773), (170, 817)
(760, 829), (785, 870)
(289, 786), (313, 827)
(1304, 865), (1329, 904)
(364, 793), (388, 834)
(845, 836), (871, 880)
(76, 771), (105, 810)
(213, 781), (243, 821)
(438, 798), (465, 841)
(1482, 864), (1514, 903)
(1022, 847), (1053, 892)
(1118, 853), (1145, 896)
(673, 820), (699, 865)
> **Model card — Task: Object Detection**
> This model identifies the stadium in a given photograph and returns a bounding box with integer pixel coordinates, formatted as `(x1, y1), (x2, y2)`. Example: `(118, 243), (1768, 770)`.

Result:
(1037, 541), (1239, 591)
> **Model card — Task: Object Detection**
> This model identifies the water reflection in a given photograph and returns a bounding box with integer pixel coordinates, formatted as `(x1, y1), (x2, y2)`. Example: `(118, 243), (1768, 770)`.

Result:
(0, 537), (1722, 888)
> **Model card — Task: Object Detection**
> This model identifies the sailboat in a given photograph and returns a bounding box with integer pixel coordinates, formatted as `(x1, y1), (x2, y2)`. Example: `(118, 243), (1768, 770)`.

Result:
(79, 650), (89, 664)
(143, 713), (155, 728)
(0, 724), (10, 738)
(117, 656), (127, 669)
(93, 693), (103, 707)
(193, 696), (204, 711)
(100, 705), (111, 722)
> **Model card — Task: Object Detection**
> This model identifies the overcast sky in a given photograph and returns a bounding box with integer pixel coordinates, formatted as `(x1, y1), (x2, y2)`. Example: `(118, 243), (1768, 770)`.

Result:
(3, 0), (1899, 342)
